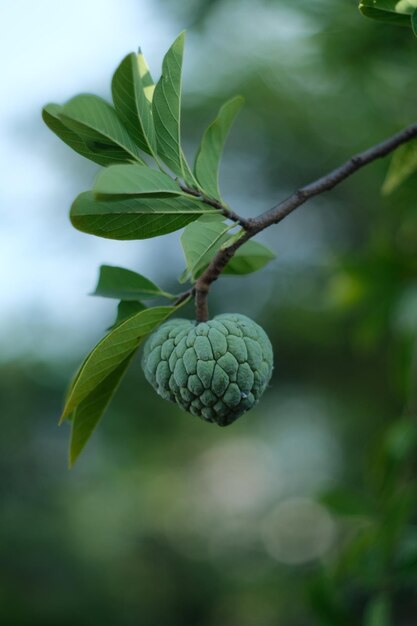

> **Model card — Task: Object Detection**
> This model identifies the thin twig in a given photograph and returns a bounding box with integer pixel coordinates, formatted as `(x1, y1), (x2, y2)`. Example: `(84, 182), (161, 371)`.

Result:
(194, 122), (417, 322)
(174, 287), (195, 307)
(256, 123), (417, 231)
(180, 184), (250, 228)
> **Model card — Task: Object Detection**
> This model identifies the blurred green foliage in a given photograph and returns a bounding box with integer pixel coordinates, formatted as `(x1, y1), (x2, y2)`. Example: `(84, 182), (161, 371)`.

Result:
(2, 0), (417, 624)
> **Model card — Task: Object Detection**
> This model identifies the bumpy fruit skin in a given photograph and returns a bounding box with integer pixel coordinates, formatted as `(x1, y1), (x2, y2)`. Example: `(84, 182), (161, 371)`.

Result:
(141, 313), (273, 426)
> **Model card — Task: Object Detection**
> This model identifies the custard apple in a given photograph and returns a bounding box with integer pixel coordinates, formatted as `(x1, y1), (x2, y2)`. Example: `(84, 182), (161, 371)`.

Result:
(141, 313), (273, 426)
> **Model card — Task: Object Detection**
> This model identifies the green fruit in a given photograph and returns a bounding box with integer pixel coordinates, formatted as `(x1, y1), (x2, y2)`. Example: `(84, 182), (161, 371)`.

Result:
(141, 313), (273, 426)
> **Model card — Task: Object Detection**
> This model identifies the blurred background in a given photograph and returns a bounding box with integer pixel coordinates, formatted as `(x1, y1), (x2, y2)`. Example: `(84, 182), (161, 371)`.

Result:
(1, 0), (417, 624)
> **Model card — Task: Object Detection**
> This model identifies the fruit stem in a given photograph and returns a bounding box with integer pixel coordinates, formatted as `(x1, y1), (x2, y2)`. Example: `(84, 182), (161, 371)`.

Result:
(195, 287), (209, 322)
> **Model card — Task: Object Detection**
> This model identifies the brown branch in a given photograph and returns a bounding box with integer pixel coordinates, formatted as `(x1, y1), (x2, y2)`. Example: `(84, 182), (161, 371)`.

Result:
(180, 184), (250, 228)
(194, 236), (250, 322)
(174, 287), (195, 306)
(194, 122), (417, 322)
(255, 123), (417, 231)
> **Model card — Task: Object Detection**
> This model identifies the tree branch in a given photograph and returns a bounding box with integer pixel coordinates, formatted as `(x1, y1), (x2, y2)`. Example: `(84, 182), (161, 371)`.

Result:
(180, 184), (250, 228)
(256, 123), (417, 231)
(194, 122), (417, 322)
(174, 287), (195, 306)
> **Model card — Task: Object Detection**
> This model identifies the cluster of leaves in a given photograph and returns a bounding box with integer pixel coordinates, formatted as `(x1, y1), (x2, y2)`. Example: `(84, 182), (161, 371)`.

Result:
(42, 33), (275, 465)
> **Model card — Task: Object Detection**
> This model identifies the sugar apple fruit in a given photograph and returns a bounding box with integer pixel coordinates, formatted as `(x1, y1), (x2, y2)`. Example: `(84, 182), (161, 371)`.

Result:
(142, 313), (273, 426)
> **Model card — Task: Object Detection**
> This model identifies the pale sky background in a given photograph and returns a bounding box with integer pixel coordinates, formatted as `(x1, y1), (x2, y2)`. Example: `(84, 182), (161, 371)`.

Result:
(0, 1), (312, 360)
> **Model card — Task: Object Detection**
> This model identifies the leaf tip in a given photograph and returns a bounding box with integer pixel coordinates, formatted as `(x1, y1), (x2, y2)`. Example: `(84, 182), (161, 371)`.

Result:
(412, 8), (417, 36)
(68, 447), (78, 469)
(234, 94), (245, 106)
(59, 407), (70, 425)
(174, 30), (186, 50)
(41, 103), (51, 117)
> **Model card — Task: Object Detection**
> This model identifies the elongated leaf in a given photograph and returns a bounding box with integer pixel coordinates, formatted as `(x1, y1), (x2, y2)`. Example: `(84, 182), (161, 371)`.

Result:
(93, 164), (182, 197)
(360, 0), (417, 13)
(382, 140), (417, 194)
(180, 215), (231, 282)
(43, 104), (124, 167)
(70, 191), (215, 240)
(184, 233), (276, 280)
(61, 305), (177, 421)
(112, 52), (157, 157)
(359, 0), (414, 25)
(60, 94), (144, 163)
(93, 265), (173, 300)
(137, 49), (155, 91)
(194, 96), (244, 200)
(413, 8), (417, 34)
(152, 32), (196, 185)
(64, 353), (91, 407)
(219, 228), (246, 248)
(359, 5), (412, 24)
(360, 0), (413, 13)
(63, 300), (190, 464)
(69, 354), (134, 466)
(110, 300), (146, 329)
(224, 241), (276, 275)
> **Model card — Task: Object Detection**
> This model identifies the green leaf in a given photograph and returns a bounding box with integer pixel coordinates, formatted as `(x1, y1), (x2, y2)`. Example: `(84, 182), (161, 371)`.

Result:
(180, 215), (232, 283)
(64, 354), (91, 407)
(360, 0), (396, 9)
(363, 595), (391, 626)
(110, 300), (147, 329)
(413, 8), (417, 34)
(137, 49), (155, 91)
(181, 230), (276, 281)
(93, 265), (173, 300)
(70, 191), (216, 240)
(111, 52), (157, 158)
(382, 139), (417, 194)
(360, 0), (417, 13)
(359, 5), (412, 25)
(220, 228), (246, 249)
(68, 354), (134, 466)
(194, 96), (244, 201)
(152, 32), (196, 185)
(63, 300), (190, 464)
(93, 164), (182, 197)
(61, 305), (178, 423)
(43, 103), (124, 167)
(223, 240), (276, 275)
(60, 94), (145, 164)
(359, 0), (414, 25)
